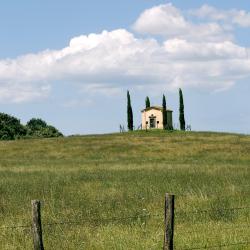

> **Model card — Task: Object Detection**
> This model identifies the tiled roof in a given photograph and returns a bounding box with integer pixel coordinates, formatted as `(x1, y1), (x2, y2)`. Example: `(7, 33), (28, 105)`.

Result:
(141, 106), (173, 112)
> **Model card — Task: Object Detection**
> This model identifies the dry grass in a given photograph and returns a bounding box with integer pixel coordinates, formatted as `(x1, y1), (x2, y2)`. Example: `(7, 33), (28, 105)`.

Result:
(0, 130), (249, 249)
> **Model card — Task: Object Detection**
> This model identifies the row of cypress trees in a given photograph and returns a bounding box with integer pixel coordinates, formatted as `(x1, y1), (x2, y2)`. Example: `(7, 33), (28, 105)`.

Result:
(127, 89), (186, 131)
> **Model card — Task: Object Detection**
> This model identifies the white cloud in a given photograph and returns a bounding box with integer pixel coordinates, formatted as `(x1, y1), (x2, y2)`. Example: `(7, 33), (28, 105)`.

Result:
(0, 81), (50, 103)
(163, 39), (247, 60)
(0, 4), (250, 103)
(191, 4), (250, 27)
(132, 3), (231, 42)
(0, 29), (160, 103)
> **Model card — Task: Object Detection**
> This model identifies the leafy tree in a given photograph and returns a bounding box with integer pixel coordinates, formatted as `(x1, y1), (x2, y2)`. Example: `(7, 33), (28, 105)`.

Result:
(26, 118), (63, 138)
(0, 113), (27, 140)
(179, 88), (186, 131)
(145, 96), (150, 108)
(0, 114), (62, 140)
(162, 94), (167, 130)
(26, 118), (47, 131)
(127, 90), (133, 131)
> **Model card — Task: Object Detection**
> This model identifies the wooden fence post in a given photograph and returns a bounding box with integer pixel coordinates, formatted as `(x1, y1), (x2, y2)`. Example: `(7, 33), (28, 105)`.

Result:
(163, 193), (175, 250)
(31, 200), (44, 250)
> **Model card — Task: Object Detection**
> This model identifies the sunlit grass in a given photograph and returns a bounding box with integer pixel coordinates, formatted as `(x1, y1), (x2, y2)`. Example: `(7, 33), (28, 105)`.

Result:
(0, 131), (249, 249)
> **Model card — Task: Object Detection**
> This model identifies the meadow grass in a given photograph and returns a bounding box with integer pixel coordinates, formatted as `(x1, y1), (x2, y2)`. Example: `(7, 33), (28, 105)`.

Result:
(0, 130), (249, 249)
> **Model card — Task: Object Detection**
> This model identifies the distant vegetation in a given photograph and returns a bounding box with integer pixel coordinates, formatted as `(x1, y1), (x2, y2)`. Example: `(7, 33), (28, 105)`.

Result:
(145, 96), (150, 108)
(179, 88), (186, 130)
(26, 118), (63, 138)
(162, 94), (168, 129)
(127, 90), (134, 131)
(0, 113), (27, 140)
(0, 113), (63, 140)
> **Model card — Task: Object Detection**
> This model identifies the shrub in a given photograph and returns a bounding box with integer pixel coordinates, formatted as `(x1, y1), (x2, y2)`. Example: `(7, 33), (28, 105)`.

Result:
(0, 113), (27, 140)
(26, 118), (63, 138)
(26, 118), (47, 131)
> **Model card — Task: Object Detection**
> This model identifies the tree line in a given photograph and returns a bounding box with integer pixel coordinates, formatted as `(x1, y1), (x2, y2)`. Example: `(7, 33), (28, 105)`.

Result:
(127, 89), (186, 131)
(0, 113), (63, 140)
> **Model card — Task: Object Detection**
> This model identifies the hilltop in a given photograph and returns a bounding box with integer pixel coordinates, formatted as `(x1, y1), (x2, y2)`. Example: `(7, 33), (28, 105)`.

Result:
(0, 131), (249, 249)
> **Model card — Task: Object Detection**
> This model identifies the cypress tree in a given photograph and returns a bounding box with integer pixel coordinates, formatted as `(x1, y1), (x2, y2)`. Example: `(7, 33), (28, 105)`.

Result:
(162, 94), (167, 130)
(127, 90), (133, 131)
(179, 88), (186, 131)
(145, 96), (150, 108)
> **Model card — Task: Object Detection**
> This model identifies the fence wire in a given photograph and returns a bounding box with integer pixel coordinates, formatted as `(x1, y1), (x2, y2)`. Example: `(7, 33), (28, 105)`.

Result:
(176, 206), (250, 216)
(43, 213), (156, 227)
(176, 224), (250, 235)
(180, 240), (250, 250)
(0, 224), (30, 229)
(0, 199), (249, 249)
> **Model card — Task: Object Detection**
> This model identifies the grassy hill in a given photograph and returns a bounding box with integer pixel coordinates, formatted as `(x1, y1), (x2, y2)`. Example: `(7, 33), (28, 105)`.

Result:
(0, 131), (249, 249)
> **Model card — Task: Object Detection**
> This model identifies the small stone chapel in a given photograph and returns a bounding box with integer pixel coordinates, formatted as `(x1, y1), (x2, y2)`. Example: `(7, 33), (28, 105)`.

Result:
(141, 106), (173, 129)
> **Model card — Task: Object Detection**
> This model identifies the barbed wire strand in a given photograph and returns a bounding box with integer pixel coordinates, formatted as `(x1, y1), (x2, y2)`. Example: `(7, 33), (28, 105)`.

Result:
(180, 240), (250, 250)
(0, 213), (157, 231)
(176, 224), (250, 235)
(176, 206), (250, 216)
(0, 224), (30, 229)
(1, 191), (249, 207)
(0, 207), (249, 230)
(43, 213), (155, 227)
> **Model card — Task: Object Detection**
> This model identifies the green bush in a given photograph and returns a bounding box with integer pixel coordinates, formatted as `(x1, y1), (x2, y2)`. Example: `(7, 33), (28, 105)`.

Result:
(26, 118), (63, 138)
(0, 114), (63, 140)
(26, 118), (47, 131)
(0, 113), (27, 140)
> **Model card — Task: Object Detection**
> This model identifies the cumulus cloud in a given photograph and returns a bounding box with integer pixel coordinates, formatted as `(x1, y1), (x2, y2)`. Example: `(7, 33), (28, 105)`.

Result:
(163, 39), (248, 60)
(0, 30), (160, 103)
(191, 4), (250, 27)
(132, 3), (231, 42)
(0, 3), (250, 103)
(0, 82), (50, 103)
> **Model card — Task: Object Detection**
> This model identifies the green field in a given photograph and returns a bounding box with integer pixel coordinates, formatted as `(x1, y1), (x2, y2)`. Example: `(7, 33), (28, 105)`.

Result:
(0, 131), (249, 249)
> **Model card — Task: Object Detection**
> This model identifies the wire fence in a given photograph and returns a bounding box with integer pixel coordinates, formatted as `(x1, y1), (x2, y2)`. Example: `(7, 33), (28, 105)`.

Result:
(179, 240), (250, 250)
(176, 206), (250, 215)
(1, 189), (250, 208)
(0, 195), (249, 249)
(174, 203), (250, 249)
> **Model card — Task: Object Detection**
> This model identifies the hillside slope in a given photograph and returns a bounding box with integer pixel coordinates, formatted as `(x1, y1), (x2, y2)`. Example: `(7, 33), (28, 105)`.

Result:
(0, 131), (249, 249)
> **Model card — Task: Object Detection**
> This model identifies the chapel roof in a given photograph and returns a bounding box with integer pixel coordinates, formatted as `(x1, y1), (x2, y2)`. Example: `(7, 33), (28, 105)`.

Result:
(141, 106), (173, 112)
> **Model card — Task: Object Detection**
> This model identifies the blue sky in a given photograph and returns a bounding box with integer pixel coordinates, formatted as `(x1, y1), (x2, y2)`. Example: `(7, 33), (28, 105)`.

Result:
(0, 0), (250, 135)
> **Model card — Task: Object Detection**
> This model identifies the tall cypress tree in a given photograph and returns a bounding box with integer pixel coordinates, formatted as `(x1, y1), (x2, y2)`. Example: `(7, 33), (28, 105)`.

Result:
(127, 90), (133, 131)
(162, 94), (167, 130)
(145, 96), (150, 108)
(179, 88), (186, 131)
